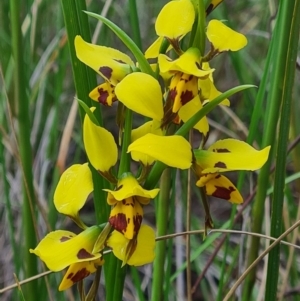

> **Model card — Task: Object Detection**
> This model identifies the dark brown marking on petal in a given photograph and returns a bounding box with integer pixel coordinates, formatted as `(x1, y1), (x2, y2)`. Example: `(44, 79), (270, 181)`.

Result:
(97, 87), (109, 105)
(214, 161), (227, 168)
(213, 148), (230, 153)
(60, 236), (72, 242)
(67, 268), (90, 283)
(212, 186), (235, 200)
(169, 88), (177, 101)
(109, 213), (127, 233)
(77, 248), (94, 259)
(188, 75), (193, 81)
(215, 174), (221, 179)
(180, 90), (194, 105)
(133, 214), (143, 234)
(114, 59), (126, 64)
(116, 184), (123, 191)
(99, 66), (113, 80)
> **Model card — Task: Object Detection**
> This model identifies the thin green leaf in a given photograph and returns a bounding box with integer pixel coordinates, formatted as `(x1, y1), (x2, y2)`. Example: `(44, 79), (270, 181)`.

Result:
(76, 98), (99, 126)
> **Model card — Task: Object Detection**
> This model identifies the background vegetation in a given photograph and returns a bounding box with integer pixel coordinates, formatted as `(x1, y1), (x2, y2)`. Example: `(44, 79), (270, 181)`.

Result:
(1, 0), (300, 300)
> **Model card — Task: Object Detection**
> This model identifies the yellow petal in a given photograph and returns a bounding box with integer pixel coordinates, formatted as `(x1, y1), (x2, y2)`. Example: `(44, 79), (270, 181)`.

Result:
(131, 120), (164, 165)
(145, 36), (164, 59)
(196, 173), (243, 204)
(159, 48), (213, 78)
(75, 35), (134, 85)
(115, 73), (163, 120)
(54, 163), (93, 218)
(59, 258), (103, 291)
(128, 133), (192, 169)
(194, 139), (271, 173)
(199, 77), (230, 106)
(155, 0), (195, 39)
(89, 82), (116, 106)
(83, 109), (118, 172)
(107, 225), (155, 266)
(30, 226), (102, 271)
(109, 197), (143, 239)
(104, 173), (159, 201)
(178, 96), (209, 136)
(207, 20), (247, 52)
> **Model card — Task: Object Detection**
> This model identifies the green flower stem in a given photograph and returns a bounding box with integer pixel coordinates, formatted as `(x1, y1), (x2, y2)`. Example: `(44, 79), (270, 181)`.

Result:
(144, 85), (254, 190)
(61, 1), (112, 298)
(128, 0), (142, 50)
(243, 1), (300, 298)
(60, 0), (109, 225)
(265, 1), (300, 300)
(151, 167), (172, 300)
(105, 109), (132, 301)
(118, 109), (132, 176)
(9, 0), (38, 298)
(193, 0), (206, 55)
(130, 267), (145, 301)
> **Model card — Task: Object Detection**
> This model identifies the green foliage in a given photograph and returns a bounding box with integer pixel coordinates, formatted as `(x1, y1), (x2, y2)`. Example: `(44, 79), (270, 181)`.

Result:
(1, 0), (300, 300)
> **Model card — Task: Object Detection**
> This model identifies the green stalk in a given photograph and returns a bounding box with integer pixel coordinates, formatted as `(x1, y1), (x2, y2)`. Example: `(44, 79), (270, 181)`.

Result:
(130, 267), (145, 301)
(265, 1), (300, 300)
(128, 0), (142, 50)
(243, 1), (300, 298)
(60, 0), (108, 224)
(9, 0), (38, 298)
(107, 109), (133, 301)
(151, 167), (172, 300)
(61, 2), (111, 299)
(193, 0), (206, 55)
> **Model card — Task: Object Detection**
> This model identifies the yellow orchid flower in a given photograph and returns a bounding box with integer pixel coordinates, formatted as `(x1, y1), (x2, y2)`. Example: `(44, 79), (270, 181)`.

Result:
(107, 224), (156, 266)
(115, 72), (164, 121)
(193, 139), (271, 203)
(159, 48), (213, 114)
(178, 96), (209, 137)
(131, 120), (164, 166)
(206, 19), (248, 53)
(30, 226), (104, 290)
(54, 163), (93, 228)
(83, 108), (118, 180)
(128, 133), (192, 169)
(75, 35), (135, 106)
(145, 0), (195, 59)
(104, 173), (159, 239)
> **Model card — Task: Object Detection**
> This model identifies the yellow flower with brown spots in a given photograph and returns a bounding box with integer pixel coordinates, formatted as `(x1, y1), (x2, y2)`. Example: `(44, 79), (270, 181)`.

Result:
(193, 139), (271, 203)
(104, 173), (159, 240)
(30, 226), (104, 291)
(75, 35), (135, 106)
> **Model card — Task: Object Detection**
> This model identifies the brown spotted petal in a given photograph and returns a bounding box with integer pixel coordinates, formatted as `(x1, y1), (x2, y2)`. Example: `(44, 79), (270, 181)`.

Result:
(58, 258), (103, 291)
(89, 82), (117, 106)
(194, 139), (271, 173)
(29, 226), (102, 271)
(169, 72), (199, 113)
(109, 197), (143, 240)
(75, 35), (134, 85)
(196, 173), (243, 204)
